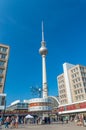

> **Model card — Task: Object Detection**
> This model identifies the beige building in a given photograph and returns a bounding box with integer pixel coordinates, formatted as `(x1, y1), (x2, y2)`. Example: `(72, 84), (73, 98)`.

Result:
(57, 63), (86, 105)
(0, 43), (10, 93)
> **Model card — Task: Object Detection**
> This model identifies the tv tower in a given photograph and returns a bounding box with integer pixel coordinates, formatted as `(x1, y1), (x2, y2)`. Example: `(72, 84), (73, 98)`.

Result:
(28, 23), (52, 116)
(39, 22), (48, 98)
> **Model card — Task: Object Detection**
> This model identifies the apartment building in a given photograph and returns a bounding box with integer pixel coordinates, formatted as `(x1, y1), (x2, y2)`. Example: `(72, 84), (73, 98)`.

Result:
(0, 44), (10, 93)
(57, 63), (86, 105)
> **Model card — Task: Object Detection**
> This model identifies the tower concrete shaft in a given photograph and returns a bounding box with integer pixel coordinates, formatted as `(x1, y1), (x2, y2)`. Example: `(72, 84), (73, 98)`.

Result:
(42, 55), (48, 98)
(39, 22), (48, 98)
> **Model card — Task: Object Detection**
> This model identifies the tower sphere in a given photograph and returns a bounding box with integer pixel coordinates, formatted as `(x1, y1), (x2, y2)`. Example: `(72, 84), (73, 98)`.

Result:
(39, 42), (48, 56)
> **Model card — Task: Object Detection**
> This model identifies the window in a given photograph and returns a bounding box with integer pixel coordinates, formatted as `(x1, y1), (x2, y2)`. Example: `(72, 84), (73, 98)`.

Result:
(0, 47), (7, 52)
(75, 79), (77, 82)
(0, 54), (1, 58)
(76, 72), (79, 76)
(71, 70), (73, 73)
(84, 83), (86, 87)
(76, 84), (78, 88)
(76, 67), (78, 71)
(0, 69), (3, 74)
(0, 78), (2, 83)
(2, 47), (7, 52)
(72, 74), (74, 78)
(73, 80), (75, 83)
(74, 69), (75, 72)
(1, 54), (6, 59)
(0, 61), (5, 66)
(78, 90), (80, 93)
(0, 85), (2, 88)
(85, 89), (86, 93)
(74, 74), (76, 77)
(74, 85), (76, 89)
(78, 78), (80, 81)
(80, 89), (83, 93)
(80, 67), (84, 72)
(75, 96), (78, 100)
(75, 91), (77, 94)
(0, 54), (6, 59)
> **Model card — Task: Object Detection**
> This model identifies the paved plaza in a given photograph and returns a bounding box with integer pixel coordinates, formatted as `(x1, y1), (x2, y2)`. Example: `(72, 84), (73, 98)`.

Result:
(1, 122), (86, 130)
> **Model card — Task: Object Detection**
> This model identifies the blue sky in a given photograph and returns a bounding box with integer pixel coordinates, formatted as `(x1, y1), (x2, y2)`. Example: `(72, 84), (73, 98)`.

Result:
(0, 0), (86, 105)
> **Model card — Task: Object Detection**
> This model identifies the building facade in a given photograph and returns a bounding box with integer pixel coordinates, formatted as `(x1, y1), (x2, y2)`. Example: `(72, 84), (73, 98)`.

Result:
(6, 100), (29, 116)
(57, 62), (86, 105)
(7, 100), (28, 111)
(0, 44), (9, 93)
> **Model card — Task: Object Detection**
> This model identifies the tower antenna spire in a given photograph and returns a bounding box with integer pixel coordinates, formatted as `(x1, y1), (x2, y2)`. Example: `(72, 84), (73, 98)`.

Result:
(42, 21), (44, 42)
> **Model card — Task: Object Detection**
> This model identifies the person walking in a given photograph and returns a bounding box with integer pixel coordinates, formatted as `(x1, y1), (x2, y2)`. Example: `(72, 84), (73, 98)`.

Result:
(10, 116), (16, 128)
(4, 116), (10, 128)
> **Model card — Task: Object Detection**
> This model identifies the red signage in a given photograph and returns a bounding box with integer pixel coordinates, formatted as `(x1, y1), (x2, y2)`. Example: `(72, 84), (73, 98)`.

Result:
(59, 102), (86, 112)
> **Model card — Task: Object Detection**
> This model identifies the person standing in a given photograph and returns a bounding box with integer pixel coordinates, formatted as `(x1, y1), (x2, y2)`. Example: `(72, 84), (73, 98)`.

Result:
(10, 116), (16, 128)
(61, 116), (64, 124)
(15, 116), (19, 128)
(0, 116), (3, 129)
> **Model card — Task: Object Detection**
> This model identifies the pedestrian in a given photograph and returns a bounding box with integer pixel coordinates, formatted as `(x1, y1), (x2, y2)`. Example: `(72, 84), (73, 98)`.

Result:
(61, 117), (64, 124)
(65, 116), (68, 123)
(4, 116), (10, 128)
(10, 116), (16, 128)
(15, 116), (19, 128)
(0, 116), (3, 129)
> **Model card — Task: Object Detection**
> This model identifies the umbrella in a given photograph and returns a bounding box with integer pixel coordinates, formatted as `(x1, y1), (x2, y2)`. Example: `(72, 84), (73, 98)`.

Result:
(25, 114), (34, 119)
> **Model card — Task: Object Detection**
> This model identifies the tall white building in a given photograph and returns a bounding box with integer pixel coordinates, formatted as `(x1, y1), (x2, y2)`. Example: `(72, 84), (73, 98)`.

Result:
(0, 43), (10, 110)
(57, 62), (86, 105)
(0, 44), (10, 93)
